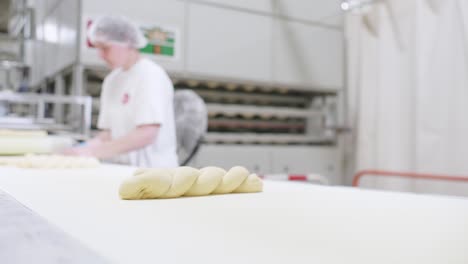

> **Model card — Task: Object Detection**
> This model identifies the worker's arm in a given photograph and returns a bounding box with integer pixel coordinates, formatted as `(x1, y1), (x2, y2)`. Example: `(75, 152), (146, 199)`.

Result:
(87, 130), (112, 147)
(90, 124), (159, 159)
(63, 125), (159, 158)
(62, 130), (110, 156)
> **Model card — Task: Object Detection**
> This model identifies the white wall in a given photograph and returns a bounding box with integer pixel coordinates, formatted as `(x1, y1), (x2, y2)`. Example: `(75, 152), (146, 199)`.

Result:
(186, 3), (273, 82)
(77, 0), (344, 91)
(273, 19), (343, 89)
(81, 0), (185, 72)
(32, 0), (344, 90)
(184, 0), (344, 90)
(276, 0), (343, 27)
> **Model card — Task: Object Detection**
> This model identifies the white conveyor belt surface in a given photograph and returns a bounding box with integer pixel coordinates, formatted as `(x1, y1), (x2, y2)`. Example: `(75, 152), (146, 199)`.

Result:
(0, 165), (467, 264)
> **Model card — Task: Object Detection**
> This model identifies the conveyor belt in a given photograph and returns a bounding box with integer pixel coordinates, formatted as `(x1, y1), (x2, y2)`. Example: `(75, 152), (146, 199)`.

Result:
(0, 165), (467, 264)
(0, 188), (109, 264)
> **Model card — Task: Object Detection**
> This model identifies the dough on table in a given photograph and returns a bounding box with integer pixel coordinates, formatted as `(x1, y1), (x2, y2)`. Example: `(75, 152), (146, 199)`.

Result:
(0, 129), (47, 137)
(0, 135), (73, 155)
(119, 166), (263, 199)
(0, 154), (100, 169)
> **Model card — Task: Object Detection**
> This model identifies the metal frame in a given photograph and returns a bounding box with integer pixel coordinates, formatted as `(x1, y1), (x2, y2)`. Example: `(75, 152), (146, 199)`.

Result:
(0, 92), (92, 136)
(0, 0), (32, 92)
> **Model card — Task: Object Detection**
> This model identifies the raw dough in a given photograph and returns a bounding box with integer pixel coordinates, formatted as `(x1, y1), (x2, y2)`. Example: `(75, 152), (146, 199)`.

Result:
(0, 135), (74, 155)
(119, 166), (263, 199)
(0, 154), (100, 169)
(0, 129), (47, 137)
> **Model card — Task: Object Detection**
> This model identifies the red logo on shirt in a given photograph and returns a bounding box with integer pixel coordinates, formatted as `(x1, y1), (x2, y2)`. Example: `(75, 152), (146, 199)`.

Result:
(122, 93), (130, 104)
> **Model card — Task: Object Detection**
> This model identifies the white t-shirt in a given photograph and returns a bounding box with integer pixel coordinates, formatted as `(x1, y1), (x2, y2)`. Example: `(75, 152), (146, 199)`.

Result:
(98, 58), (178, 168)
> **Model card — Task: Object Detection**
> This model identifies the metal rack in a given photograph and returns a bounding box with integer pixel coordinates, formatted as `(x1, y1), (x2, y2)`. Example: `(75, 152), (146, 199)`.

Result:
(58, 65), (340, 144)
(0, 92), (92, 138)
(172, 79), (339, 145)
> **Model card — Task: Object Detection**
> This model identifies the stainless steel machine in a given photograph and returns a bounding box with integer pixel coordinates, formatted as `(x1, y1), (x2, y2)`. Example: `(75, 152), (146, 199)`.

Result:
(0, 0), (92, 141)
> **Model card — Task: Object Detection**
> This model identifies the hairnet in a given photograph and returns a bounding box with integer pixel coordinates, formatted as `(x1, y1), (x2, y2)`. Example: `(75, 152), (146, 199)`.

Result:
(88, 15), (147, 49)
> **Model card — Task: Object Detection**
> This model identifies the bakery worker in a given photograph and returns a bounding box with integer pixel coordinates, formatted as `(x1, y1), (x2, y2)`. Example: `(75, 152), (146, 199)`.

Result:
(65, 15), (178, 168)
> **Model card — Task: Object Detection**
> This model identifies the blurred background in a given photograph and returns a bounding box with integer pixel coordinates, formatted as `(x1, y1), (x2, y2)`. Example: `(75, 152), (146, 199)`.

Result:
(1, 0), (467, 197)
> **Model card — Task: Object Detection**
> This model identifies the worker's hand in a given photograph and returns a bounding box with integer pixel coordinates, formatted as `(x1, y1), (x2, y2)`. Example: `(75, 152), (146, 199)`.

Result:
(62, 146), (94, 157)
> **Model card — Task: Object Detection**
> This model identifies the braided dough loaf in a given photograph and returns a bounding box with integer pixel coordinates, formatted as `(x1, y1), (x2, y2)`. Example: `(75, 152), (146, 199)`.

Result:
(119, 166), (263, 199)
(0, 154), (100, 169)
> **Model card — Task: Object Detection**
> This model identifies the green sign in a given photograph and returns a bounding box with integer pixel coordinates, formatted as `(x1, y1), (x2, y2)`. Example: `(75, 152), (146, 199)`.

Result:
(139, 26), (176, 57)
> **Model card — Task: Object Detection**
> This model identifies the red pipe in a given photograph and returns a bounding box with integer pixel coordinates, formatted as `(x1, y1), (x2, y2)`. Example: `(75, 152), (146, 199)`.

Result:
(352, 169), (468, 187)
(288, 175), (308, 181)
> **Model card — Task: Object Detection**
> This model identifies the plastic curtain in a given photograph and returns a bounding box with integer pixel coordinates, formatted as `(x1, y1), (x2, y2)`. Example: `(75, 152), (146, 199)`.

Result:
(345, 0), (468, 196)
